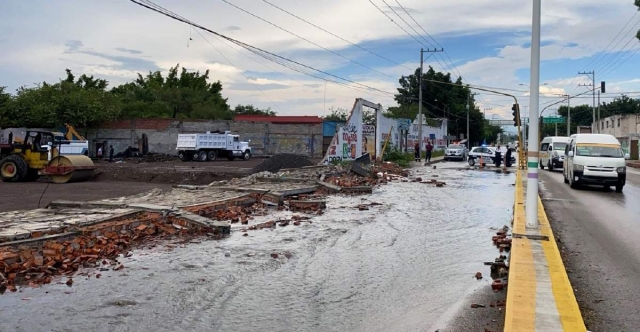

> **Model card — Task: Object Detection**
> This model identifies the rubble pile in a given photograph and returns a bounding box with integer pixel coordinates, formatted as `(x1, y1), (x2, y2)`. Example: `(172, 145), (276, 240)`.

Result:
(252, 154), (314, 173)
(242, 215), (312, 232)
(372, 161), (410, 177)
(324, 174), (377, 188)
(0, 213), (218, 293)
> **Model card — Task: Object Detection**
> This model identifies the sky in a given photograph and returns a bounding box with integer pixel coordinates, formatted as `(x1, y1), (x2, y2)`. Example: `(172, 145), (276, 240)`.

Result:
(1, 0), (640, 123)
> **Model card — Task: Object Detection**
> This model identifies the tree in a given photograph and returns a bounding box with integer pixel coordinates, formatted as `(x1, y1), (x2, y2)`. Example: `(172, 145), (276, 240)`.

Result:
(232, 104), (276, 116)
(389, 66), (487, 144)
(323, 107), (348, 122)
(112, 64), (232, 120)
(6, 70), (121, 128)
(323, 106), (375, 125)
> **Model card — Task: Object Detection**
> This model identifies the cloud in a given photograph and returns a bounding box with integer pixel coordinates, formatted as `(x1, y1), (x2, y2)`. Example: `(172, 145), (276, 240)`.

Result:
(115, 47), (143, 55)
(0, 0), (639, 118)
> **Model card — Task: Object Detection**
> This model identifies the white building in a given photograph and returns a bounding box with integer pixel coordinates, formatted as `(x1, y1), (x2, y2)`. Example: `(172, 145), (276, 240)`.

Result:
(592, 114), (640, 159)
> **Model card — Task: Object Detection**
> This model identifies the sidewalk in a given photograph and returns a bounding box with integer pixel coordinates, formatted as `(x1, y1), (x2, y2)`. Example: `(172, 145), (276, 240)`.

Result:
(409, 155), (445, 167)
(627, 160), (640, 169)
(504, 170), (586, 331)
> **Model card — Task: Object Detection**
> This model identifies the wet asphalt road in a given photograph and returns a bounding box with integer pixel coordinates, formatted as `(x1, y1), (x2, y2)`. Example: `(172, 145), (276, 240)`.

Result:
(538, 167), (640, 332)
(0, 162), (514, 332)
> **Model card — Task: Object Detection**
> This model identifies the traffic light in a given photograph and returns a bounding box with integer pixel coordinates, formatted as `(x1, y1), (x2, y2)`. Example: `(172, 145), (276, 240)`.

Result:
(511, 104), (520, 126)
(601, 81), (606, 93)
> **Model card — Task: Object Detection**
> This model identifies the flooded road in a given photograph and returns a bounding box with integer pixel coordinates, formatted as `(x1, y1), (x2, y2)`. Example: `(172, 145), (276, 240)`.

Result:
(0, 163), (515, 332)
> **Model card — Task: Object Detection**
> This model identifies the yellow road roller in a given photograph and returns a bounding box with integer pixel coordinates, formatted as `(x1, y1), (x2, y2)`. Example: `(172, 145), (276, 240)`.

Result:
(0, 130), (96, 183)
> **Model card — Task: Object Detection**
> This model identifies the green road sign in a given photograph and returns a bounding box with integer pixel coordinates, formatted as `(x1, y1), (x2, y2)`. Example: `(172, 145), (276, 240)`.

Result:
(543, 117), (566, 124)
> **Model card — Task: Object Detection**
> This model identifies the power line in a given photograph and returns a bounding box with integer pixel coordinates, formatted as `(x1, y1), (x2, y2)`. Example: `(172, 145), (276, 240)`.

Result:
(131, 0), (397, 98)
(583, 11), (638, 70)
(378, 0), (447, 71)
(261, 0), (413, 71)
(219, 0), (399, 81)
(594, 19), (640, 73)
(190, 28), (284, 112)
(600, 37), (640, 78)
(392, 0), (460, 77)
(601, 46), (640, 78)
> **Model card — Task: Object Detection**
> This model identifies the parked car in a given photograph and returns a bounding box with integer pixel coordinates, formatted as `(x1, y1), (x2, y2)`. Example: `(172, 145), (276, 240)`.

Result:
(468, 146), (515, 167)
(488, 146), (516, 166)
(539, 136), (570, 172)
(563, 134), (630, 192)
(468, 146), (499, 166)
(444, 144), (467, 161)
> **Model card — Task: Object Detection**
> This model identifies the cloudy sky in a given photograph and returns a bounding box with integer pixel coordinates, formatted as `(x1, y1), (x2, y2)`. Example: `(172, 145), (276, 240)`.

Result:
(1, 0), (639, 120)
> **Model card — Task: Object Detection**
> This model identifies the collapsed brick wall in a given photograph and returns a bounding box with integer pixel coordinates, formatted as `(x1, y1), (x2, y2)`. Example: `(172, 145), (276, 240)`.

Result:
(83, 120), (323, 158)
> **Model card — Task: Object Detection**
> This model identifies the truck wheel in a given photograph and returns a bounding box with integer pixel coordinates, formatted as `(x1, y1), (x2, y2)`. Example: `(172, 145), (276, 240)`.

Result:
(178, 151), (187, 162)
(243, 151), (251, 161)
(198, 151), (208, 162)
(207, 151), (217, 161)
(0, 155), (28, 182)
(615, 184), (624, 193)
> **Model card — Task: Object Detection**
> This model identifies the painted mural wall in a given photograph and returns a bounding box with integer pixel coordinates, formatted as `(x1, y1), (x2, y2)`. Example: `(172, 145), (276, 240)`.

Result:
(322, 99), (448, 163)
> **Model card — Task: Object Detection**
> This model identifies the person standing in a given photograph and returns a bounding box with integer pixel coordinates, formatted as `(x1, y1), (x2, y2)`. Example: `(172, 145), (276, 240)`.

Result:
(97, 146), (103, 159)
(425, 141), (433, 163)
(109, 145), (114, 162)
(414, 142), (421, 162)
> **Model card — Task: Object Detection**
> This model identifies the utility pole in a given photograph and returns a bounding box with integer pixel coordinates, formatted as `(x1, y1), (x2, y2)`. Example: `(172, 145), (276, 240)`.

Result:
(526, 0), (541, 229)
(563, 94), (571, 135)
(467, 92), (478, 148)
(418, 48), (443, 152)
(597, 90), (601, 133)
(578, 71), (596, 131)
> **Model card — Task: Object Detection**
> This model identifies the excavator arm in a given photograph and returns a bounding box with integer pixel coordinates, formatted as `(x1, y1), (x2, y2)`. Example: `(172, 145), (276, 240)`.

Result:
(64, 124), (86, 141)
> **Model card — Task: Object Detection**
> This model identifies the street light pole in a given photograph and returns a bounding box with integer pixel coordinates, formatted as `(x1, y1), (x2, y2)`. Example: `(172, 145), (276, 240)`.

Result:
(526, 0), (542, 229)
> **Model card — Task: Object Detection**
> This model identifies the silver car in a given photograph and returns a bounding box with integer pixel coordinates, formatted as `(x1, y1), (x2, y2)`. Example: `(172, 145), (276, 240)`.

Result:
(444, 144), (467, 161)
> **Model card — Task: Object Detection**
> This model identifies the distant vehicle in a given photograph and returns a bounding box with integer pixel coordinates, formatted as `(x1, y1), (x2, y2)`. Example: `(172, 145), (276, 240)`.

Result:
(563, 134), (630, 192)
(176, 131), (251, 162)
(468, 146), (515, 167)
(444, 144), (467, 161)
(467, 146), (499, 166)
(539, 136), (570, 172)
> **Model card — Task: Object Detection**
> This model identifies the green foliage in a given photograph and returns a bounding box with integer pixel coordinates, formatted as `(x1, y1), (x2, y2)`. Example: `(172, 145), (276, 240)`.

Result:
(383, 149), (413, 167)
(5, 71), (121, 128)
(541, 95), (640, 138)
(233, 104), (276, 116)
(112, 64), (231, 120)
(1, 64), (238, 128)
(323, 106), (375, 125)
(324, 107), (348, 122)
(389, 67), (489, 145)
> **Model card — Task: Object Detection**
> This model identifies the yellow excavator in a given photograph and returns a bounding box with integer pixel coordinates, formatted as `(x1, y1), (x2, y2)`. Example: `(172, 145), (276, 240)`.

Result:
(0, 130), (95, 183)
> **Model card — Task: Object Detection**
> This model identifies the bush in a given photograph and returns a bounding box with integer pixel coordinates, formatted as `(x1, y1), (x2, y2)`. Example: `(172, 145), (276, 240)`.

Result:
(383, 149), (414, 167)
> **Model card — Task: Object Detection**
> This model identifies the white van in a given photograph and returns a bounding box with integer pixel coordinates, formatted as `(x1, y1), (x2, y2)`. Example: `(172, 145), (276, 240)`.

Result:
(563, 134), (630, 192)
(539, 136), (570, 171)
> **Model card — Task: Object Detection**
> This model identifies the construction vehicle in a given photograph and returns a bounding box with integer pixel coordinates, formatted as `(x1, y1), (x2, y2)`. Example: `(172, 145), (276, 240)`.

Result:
(176, 131), (252, 162)
(0, 130), (96, 183)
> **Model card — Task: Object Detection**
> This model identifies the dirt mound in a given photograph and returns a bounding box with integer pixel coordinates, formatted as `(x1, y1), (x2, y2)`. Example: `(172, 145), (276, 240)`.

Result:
(252, 154), (314, 173)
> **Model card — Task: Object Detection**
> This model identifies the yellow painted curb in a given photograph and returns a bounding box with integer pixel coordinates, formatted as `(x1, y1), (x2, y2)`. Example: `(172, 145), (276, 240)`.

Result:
(504, 170), (586, 331)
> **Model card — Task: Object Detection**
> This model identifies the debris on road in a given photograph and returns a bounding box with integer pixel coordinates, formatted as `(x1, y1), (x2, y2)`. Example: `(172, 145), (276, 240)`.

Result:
(252, 154), (314, 173)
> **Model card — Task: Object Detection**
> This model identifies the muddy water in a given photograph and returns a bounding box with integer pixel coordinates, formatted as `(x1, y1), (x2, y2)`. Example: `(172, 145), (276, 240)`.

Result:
(0, 164), (514, 332)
